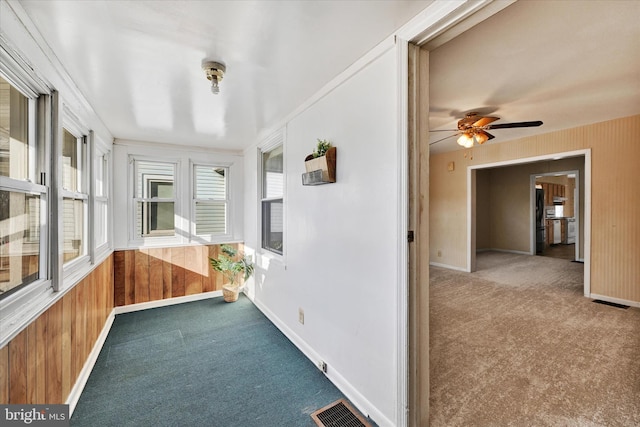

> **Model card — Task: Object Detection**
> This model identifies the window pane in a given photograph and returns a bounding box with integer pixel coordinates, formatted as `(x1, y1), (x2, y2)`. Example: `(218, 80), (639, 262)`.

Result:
(0, 191), (40, 298)
(62, 130), (80, 192)
(262, 199), (283, 255)
(137, 201), (174, 237)
(262, 146), (283, 198)
(95, 154), (105, 197)
(195, 166), (226, 199)
(195, 202), (226, 235)
(0, 76), (29, 180)
(63, 198), (84, 263)
(95, 200), (107, 246)
(136, 161), (174, 198)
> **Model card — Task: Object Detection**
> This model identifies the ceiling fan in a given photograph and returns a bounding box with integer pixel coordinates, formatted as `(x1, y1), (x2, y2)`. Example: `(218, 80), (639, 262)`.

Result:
(430, 112), (543, 148)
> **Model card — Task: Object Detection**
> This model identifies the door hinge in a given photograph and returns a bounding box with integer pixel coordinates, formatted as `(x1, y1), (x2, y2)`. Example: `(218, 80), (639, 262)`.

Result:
(407, 230), (415, 243)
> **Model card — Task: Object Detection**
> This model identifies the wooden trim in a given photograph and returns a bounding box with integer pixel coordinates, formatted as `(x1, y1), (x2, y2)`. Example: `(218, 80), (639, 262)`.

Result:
(113, 244), (239, 307)
(1, 255), (114, 405)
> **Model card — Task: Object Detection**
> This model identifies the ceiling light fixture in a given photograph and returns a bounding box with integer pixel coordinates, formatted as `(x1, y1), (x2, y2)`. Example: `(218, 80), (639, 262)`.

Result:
(202, 61), (226, 95)
(457, 129), (490, 147)
(457, 132), (475, 148)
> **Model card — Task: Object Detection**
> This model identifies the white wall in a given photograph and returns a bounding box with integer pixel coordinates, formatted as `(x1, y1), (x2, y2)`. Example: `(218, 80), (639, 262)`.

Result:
(244, 47), (400, 426)
(112, 140), (244, 249)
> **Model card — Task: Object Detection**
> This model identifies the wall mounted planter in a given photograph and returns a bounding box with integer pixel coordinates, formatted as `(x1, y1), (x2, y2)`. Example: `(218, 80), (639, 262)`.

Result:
(302, 146), (336, 185)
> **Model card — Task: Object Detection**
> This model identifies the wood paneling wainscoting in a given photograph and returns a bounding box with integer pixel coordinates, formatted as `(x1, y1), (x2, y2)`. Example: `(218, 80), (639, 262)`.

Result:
(113, 244), (239, 307)
(0, 255), (113, 404)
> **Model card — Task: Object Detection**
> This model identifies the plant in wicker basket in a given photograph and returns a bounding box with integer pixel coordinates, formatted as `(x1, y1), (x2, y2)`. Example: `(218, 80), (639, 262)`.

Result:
(209, 244), (255, 302)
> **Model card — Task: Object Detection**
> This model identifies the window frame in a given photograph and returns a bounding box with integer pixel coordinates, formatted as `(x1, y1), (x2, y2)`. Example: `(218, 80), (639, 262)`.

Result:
(129, 156), (181, 246)
(0, 73), (49, 300)
(190, 161), (232, 241)
(93, 134), (111, 262)
(0, 63), (53, 347)
(259, 132), (285, 257)
(60, 121), (90, 275)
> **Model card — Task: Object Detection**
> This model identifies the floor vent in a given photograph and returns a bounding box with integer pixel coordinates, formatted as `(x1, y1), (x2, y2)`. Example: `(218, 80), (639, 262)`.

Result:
(311, 398), (371, 427)
(593, 299), (629, 309)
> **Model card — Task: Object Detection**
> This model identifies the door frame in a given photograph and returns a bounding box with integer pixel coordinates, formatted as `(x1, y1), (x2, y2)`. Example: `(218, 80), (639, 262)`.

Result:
(397, 2), (518, 425)
(530, 169), (581, 261)
(467, 149), (591, 296)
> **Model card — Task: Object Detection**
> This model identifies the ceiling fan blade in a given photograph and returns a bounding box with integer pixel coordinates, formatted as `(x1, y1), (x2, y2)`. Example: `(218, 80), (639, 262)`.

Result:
(472, 116), (499, 127)
(429, 133), (457, 145)
(429, 129), (458, 132)
(488, 120), (543, 129)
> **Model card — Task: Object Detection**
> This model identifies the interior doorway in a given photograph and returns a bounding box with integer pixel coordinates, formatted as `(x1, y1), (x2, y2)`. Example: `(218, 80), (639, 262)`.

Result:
(532, 170), (580, 261)
(468, 151), (590, 296)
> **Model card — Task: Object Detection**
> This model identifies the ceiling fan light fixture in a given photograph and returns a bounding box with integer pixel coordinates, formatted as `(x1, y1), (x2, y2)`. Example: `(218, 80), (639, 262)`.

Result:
(474, 132), (489, 145)
(202, 61), (226, 95)
(457, 132), (474, 148)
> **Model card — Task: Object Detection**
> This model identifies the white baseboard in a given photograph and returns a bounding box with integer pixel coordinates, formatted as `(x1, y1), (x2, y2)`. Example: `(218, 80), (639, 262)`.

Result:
(113, 290), (223, 315)
(429, 261), (468, 272)
(249, 296), (395, 427)
(66, 309), (115, 416)
(479, 248), (531, 255)
(67, 290), (223, 416)
(589, 293), (640, 308)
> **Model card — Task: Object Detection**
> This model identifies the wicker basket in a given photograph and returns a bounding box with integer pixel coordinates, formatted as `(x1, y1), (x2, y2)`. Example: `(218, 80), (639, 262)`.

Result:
(222, 284), (239, 302)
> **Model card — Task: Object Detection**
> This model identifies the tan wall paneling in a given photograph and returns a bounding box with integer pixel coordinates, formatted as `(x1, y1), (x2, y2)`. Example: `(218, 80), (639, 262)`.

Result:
(430, 115), (640, 303)
(148, 248), (164, 301)
(1, 255), (114, 404)
(134, 249), (150, 303)
(184, 245), (203, 296)
(113, 244), (236, 307)
(171, 247), (186, 298)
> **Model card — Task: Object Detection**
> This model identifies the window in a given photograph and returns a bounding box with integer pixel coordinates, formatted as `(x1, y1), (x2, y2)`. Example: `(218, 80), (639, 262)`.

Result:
(94, 150), (109, 249)
(134, 160), (176, 238)
(61, 129), (88, 264)
(0, 74), (46, 299)
(193, 165), (228, 236)
(261, 145), (283, 255)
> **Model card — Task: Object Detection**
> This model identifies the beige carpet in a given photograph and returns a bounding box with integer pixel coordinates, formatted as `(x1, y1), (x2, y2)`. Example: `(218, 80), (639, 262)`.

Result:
(429, 251), (640, 427)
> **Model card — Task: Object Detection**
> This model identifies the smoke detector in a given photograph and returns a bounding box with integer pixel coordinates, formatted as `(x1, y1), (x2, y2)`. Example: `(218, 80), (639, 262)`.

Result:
(202, 61), (226, 95)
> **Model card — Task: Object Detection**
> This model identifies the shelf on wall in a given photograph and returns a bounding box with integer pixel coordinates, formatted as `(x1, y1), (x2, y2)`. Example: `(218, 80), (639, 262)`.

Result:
(302, 147), (336, 186)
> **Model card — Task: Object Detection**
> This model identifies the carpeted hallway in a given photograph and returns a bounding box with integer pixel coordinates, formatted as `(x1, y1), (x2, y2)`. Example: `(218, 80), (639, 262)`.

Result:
(429, 251), (640, 426)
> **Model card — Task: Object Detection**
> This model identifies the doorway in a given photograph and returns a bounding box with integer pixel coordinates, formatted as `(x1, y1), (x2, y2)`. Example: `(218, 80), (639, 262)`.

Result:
(468, 151), (590, 296)
(533, 170), (580, 261)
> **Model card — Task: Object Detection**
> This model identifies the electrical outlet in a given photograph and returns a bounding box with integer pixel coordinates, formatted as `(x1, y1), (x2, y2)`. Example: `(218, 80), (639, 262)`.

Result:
(437, 250), (442, 257)
(318, 361), (327, 373)
(298, 308), (304, 325)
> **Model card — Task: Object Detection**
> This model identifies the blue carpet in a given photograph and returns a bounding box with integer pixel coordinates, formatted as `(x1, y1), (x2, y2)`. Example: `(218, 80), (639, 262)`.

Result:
(71, 295), (348, 427)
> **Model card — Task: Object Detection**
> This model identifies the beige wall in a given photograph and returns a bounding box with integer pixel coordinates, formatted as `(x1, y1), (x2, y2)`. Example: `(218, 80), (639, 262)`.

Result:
(475, 158), (585, 255)
(430, 114), (640, 303)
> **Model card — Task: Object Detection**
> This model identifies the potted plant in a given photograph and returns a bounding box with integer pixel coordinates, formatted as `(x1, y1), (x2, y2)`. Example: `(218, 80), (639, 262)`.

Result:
(304, 139), (336, 183)
(209, 244), (255, 302)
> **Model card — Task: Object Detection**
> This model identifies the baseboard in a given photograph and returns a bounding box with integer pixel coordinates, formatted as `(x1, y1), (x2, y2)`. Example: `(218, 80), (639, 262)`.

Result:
(429, 261), (468, 272)
(114, 290), (223, 315)
(66, 309), (115, 416)
(589, 293), (640, 309)
(481, 248), (531, 255)
(249, 296), (395, 427)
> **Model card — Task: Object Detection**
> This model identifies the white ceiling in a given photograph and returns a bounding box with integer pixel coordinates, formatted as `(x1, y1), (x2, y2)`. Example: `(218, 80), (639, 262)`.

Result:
(428, 0), (640, 153)
(16, 0), (431, 151)
(14, 0), (640, 153)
